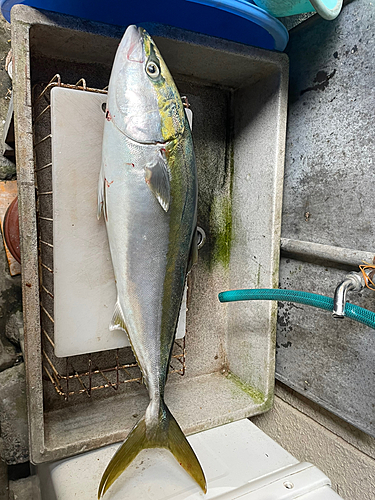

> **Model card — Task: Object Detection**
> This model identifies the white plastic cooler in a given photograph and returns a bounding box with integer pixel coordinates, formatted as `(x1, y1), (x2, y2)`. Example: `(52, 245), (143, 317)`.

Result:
(37, 419), (344, 500)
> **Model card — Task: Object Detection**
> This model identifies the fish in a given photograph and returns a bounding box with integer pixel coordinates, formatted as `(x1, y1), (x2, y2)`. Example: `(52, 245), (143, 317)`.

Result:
(97, 25), (206, 497)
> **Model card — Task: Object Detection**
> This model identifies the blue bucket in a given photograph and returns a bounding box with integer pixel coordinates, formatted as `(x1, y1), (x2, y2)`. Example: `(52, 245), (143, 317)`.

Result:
(1, 0), (289, 51)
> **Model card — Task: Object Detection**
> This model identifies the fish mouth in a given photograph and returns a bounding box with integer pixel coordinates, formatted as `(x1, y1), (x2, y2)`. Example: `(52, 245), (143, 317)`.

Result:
(124, 25), (144, 63)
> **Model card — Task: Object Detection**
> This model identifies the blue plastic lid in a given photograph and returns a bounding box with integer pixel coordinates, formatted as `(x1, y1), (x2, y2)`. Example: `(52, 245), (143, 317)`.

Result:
(1, 0), (288, 51)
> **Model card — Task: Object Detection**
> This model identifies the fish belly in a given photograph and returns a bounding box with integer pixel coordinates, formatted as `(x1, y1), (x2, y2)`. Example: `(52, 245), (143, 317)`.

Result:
(103, 133), (170, 392)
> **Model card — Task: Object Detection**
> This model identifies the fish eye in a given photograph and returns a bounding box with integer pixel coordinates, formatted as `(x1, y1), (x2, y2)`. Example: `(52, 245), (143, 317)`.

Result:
(146, 61), (160, 78)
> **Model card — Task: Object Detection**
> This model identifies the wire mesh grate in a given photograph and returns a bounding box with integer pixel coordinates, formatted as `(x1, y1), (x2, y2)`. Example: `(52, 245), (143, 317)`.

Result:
(32, 75), (186, 401)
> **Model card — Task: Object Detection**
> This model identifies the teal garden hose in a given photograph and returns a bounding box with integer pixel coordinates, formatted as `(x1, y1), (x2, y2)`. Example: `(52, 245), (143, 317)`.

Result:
(218, 289), (375, 330)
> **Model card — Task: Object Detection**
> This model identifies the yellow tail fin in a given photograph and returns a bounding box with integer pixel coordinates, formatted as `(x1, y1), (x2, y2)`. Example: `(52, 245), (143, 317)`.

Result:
(98, 399), (206, 498)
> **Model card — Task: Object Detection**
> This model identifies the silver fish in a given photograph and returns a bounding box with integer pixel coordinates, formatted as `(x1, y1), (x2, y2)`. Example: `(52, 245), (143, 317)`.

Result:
(97, 25), (206, 497)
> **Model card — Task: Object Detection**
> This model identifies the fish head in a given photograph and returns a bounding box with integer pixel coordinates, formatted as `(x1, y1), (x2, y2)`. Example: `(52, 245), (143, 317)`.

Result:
(108, 25), (185, 144)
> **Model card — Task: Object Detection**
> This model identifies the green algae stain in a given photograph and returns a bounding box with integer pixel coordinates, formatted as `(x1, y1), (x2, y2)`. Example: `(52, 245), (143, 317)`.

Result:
(225, 371), (266, 406)
(209, 133), (234, 270)
(210, 194), (232, 270)
(197, 92), (234, 272)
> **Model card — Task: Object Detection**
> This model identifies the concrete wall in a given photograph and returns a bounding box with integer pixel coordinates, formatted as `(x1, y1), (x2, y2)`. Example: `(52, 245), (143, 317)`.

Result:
(251, 3), (375, 500)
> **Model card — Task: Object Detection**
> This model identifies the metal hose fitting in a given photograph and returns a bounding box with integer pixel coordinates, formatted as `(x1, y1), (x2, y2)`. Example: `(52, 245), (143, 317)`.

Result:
(332, 272), (365, 319)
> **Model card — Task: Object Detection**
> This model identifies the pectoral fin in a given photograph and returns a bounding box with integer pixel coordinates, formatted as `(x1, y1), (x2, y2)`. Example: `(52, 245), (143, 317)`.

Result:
(185, 107), (193, 130)
(144, 151), (170, 212)
(109, 299), (128, 333)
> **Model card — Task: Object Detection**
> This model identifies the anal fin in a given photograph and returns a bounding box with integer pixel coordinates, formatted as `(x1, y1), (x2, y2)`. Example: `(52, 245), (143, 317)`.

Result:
(110, 299), (128, 333)
(97, 166), (108, 221)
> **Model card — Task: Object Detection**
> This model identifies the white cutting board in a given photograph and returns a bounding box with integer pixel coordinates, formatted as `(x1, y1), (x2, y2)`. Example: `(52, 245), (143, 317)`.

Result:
(51, 87), (186, 358)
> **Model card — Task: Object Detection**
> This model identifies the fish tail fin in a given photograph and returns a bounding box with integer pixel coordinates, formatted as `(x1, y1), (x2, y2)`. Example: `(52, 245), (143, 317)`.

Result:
(98, 417), (147, 498)
(164, 401), (207, 494)
(98, 399), (206, 498)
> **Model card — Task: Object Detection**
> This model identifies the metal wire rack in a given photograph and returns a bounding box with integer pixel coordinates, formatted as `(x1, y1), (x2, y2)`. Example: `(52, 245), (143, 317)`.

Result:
(32, 75), (186, 400)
